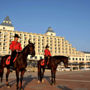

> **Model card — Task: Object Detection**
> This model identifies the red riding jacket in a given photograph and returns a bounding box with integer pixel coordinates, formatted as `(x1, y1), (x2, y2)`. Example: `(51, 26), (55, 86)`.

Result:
(44, 49), (51, 56)
(10, 41), (22, 51)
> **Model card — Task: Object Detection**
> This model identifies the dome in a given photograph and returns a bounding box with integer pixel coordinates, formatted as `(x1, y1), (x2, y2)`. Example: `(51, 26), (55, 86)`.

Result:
(46, 27), (54, 33)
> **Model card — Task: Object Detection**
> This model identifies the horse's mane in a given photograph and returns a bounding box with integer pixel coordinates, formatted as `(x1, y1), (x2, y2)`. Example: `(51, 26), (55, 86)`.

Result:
(22, 44), (29, 52)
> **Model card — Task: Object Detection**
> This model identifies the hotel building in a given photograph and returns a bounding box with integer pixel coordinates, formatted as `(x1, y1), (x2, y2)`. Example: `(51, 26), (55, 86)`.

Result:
(0, 16), (90, 70)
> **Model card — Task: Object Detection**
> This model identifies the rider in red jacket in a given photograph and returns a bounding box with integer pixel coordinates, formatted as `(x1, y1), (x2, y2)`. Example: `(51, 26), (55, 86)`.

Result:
(44, 45), (51, 67)
(10, 41), (22, 51)
(10, 34), (22, 68)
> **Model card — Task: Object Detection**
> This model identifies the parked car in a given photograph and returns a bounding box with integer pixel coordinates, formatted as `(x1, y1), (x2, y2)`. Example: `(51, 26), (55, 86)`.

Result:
(57, 68), (61, 71)
(64, 67), (71, 71)
(81, 68), (90, 71)
(57, 67), (71, 71)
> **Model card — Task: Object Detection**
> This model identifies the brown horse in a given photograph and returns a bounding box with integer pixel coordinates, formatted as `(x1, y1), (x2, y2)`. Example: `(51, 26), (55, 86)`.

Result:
(0, 40), (35, 90)
(38, 56), (69, 85)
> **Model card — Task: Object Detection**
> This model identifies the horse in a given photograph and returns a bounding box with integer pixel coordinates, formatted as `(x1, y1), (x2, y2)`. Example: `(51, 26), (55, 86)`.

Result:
(38, 56), (69, 85)
(0, 40), (35, 90)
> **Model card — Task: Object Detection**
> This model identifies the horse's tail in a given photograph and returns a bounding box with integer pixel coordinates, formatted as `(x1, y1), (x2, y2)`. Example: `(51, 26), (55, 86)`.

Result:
(0, 57), (4, 82)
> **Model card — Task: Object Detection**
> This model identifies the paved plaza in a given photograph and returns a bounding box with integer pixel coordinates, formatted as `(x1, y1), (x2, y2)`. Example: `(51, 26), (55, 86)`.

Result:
(0, 70), (90, 90)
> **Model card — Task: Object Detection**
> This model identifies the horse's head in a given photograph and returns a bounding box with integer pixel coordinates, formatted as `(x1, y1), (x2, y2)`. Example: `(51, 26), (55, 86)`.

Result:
(28, 40), (35, 57)
(62, 57), (68, 68)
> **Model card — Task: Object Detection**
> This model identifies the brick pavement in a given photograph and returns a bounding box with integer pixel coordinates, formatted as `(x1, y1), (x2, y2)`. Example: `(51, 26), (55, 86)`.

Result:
(0, 70), (90, 90)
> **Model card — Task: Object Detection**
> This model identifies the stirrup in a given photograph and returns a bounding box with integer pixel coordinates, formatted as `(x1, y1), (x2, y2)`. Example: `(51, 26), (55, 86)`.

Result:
(10, 65), (15, 70)
(45, 65), (48, 68)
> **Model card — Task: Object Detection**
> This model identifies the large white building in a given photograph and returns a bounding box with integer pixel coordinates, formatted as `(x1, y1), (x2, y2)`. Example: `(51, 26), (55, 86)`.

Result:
(0, 16), (90, 70)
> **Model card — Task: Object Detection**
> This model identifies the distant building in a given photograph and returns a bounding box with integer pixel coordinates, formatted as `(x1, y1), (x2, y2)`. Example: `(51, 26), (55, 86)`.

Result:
(0, 16), (90, 70)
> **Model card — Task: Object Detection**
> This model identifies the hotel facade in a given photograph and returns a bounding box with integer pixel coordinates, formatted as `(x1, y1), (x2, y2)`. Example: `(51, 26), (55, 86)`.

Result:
(0, 16), (90, 70)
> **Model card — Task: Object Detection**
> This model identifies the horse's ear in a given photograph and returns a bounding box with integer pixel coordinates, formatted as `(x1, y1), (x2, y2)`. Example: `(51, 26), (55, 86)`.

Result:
(28, 39), (30, 44)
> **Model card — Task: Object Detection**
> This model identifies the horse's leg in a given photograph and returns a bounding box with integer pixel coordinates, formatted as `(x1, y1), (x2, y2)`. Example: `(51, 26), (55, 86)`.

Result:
(40, 67), (42, 82)
(42, 68), (45, 83)
(41, 68), (44, 82)
(53, 68), (56, 85)
(0, 58), (4, 82)
(51, 67), (56, 85)
(51, 69), (53, 85)
(0, 66), (4, 82)
(19, 70), (25, 90)
(6, 68), (11, 88)
(38, 63), (41, 83)
(16, 69), (19, 90)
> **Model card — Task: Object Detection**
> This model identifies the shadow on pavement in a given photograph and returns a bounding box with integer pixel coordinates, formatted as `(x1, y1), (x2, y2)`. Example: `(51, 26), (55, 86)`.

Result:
(45, 76), (51, 84)
(0, 79), (16, 88)
(23, 75), (34, 88)
(45, 76), (72, 90)
(0, 75), (34, 89)
(56, 85), (72, 90)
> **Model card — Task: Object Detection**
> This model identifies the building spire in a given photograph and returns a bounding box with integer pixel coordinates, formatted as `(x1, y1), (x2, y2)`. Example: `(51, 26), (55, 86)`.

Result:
(0, 16), (13, 27)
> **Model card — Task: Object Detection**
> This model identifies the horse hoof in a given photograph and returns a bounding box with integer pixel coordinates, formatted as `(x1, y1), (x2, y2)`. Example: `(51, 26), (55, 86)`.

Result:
(50, 83), (53, 85)
(17, 88), (19, 90)
(42, 79), (44, 83)
(19, 88), (23, 90)
(37, 80), (40, 84)
(7, 85), (11, 88)
(21, 87), (24, 90)
(54, 83), (56, 85)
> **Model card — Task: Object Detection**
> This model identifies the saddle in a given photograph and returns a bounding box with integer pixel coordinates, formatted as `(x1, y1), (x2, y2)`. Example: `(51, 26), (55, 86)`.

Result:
(6, 54), (18, 65)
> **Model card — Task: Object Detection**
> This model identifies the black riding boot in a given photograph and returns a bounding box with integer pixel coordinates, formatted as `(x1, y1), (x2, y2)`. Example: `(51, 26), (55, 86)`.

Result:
(10, 50), (17, 70)
(45, 56), (48, 68)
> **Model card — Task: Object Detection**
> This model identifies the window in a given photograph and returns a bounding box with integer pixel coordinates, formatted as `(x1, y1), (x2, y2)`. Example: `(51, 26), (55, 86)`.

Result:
(3, 43), (5, 45)
(33, 39), (35, 41)
(3, 47), (5, 49)
(79, 58), (81, 60)
(35, 56), (37, 59)
(29, 35), (31, 37)
(40, 57), (42, 59)
(50, 47), (52, 49)
(82, 58), (84, 61)
(30, 56), (32, 59)
(3, 27), (5, 29)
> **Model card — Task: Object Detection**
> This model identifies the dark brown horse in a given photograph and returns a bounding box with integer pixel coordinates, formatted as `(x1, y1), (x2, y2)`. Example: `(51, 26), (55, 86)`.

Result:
(0, 40), (35, 90)
(38, 56), (69, 85)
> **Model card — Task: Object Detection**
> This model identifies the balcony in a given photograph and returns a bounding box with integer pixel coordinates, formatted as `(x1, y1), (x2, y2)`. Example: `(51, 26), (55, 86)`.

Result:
(0, 39), (3, 42)
(0, 36), (3, 39)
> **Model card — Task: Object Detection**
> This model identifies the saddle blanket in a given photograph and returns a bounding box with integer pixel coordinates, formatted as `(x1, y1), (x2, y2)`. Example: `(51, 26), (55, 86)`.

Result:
(6, 55), (18, 65)
(41, 59), (49, 66)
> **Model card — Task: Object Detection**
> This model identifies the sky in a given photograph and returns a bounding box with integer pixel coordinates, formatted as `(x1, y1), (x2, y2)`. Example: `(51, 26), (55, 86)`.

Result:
(0, 0), (90, 51)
